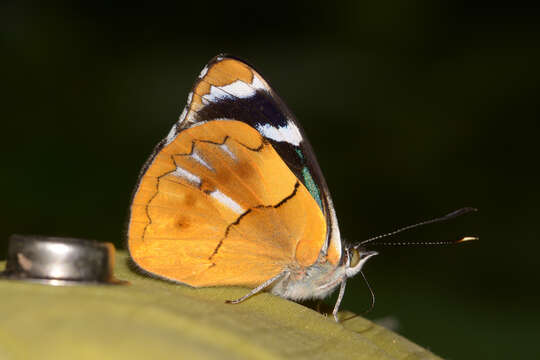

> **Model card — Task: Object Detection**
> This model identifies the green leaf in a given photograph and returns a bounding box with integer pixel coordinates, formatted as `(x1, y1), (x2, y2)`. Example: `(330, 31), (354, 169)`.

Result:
(0, 251), (442, 360)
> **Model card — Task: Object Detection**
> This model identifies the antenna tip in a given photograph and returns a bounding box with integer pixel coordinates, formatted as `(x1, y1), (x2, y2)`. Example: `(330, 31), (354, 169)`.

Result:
(457, 236), (479, 243)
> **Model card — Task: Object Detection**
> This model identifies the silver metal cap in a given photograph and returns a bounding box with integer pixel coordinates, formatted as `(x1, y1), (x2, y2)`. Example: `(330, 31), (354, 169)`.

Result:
(0, 234), (127, 285)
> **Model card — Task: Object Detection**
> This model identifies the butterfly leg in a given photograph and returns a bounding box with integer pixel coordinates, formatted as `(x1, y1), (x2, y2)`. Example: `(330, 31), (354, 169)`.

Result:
(225, 270), (288, 304)
(332, 278), (347, 322)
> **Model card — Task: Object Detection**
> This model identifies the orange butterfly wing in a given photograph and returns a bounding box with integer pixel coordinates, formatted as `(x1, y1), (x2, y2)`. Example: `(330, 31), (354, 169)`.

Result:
(128, 120), (327, 287)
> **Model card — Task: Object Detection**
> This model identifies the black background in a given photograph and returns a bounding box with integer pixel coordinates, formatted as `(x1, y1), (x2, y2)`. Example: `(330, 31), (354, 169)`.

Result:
(2, 1), (539, 359)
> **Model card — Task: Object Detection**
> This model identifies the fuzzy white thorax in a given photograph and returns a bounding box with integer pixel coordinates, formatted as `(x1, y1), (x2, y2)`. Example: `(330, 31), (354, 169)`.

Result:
(269, 248), (377, 301)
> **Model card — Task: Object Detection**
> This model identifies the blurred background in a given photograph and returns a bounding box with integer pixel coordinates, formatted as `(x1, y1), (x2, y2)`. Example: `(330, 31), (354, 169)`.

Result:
(2, 1), (538, 358)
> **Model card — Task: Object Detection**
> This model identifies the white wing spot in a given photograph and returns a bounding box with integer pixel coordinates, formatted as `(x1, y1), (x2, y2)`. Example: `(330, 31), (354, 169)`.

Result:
(255, 122), (303, 146)
(199, 65), (209, 78)
(178, 107), (188, 122)
(165, 124), (178, 145)
(203, 80), (256, 102)
(251, 75), (266, 90)
(219, 143), (236, 161)
(209, 189), (244, 214)
(191, 150), (213, 170)
(171, 167), (201, 186)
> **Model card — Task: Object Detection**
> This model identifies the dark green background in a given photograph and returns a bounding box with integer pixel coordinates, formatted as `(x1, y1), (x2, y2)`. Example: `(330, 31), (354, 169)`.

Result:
(2, 2), (538, 359)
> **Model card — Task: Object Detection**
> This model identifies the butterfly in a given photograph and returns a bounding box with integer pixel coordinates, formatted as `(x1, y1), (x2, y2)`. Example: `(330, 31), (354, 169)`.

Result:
(127, 54), (475, 321)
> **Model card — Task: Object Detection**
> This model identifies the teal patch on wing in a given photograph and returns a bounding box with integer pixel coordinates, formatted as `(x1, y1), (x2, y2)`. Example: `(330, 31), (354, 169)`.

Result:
(302, 166), (323, 210)
(294, 149), (323, 209)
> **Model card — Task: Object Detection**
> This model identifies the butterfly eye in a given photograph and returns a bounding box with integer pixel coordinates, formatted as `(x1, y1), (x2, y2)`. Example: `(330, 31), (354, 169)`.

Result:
(349, 248), (361, 268)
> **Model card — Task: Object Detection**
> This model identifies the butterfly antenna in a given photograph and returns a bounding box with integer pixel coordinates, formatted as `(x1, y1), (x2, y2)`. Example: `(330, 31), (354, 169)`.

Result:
(367, 236), (479, 246)
(357, 207), (478, 247)
(360, 270), (376, 314)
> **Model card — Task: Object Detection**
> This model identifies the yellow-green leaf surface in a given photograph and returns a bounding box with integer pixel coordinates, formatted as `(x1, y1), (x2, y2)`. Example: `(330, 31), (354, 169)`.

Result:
(0, 251), (442, 360)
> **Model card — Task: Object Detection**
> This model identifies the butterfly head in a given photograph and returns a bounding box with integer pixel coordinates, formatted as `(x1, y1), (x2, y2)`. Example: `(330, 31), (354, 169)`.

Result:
(343, 245), (378, 278)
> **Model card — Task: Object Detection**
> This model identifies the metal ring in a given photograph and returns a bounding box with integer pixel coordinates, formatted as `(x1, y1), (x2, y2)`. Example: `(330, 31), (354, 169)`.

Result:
(0, 234), (127, 285)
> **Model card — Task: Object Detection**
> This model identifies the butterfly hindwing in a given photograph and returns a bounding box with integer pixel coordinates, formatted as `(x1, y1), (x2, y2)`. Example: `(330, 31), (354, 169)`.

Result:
(129, 119), (327, 286)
